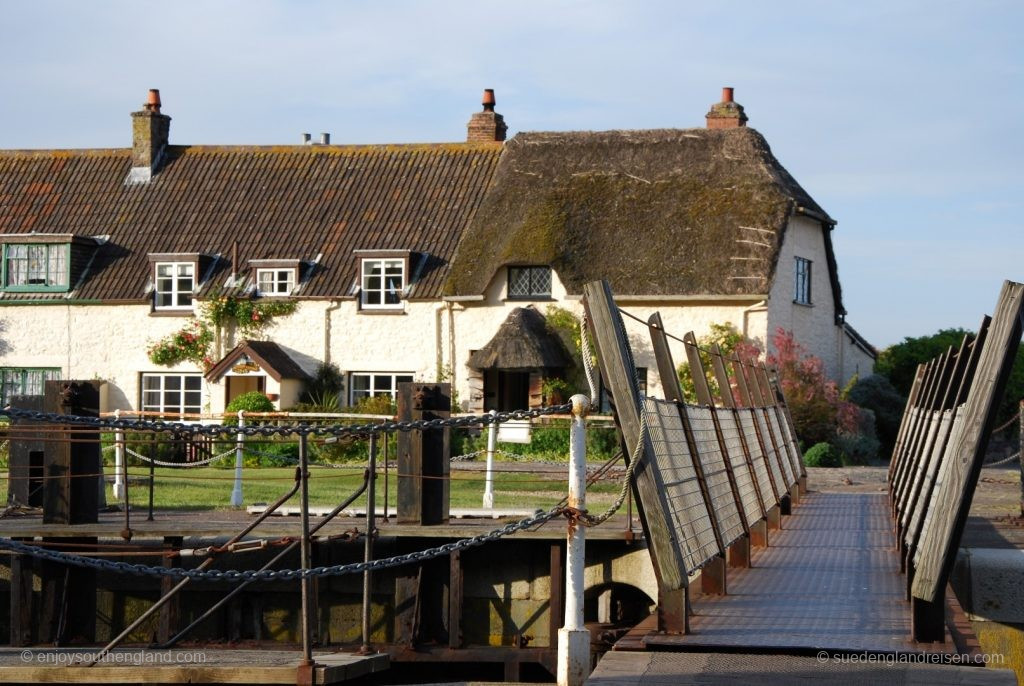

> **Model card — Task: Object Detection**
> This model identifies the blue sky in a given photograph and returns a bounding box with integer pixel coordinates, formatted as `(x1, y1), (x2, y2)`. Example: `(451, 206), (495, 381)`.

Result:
(2, 0), (1021, 348)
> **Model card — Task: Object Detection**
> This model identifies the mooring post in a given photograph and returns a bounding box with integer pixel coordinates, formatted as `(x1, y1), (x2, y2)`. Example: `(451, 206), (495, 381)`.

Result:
(360, 432), (378, 655)
(483, 409), (497, 508)
(231, 411), (244, 507)
(558, 394), (591, 686)
(112, 409), (125, 500)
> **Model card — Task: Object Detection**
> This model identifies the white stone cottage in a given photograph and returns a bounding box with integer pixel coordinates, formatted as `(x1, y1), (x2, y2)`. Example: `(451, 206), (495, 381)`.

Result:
(0, 88), (873, 417)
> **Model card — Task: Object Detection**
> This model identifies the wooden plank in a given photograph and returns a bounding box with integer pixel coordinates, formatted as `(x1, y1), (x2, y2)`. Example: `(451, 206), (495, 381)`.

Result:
(548, 545), (564, 647)
(448, 550), (463, 649)
(682, 332), (714, 406)
(912, 280), (1024, 603)
(158, 536), (184, 645)
(888, 364), (926, 480)
(583, 280), (687, 595)
(397, 383), (451, 525)
(709, 345), (736, 409)
(8, 538), (33, 646)
(648, 313), (685, 403)
(731, 355), (754, 407)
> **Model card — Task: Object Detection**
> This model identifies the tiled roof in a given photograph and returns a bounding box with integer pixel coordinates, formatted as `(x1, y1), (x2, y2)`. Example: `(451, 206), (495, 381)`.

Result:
(0, 143), (502, 302)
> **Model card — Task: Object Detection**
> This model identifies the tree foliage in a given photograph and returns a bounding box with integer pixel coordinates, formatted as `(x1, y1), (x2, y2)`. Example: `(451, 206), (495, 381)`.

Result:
(876, 327), (1024, 424)
(847, 374), (905, 458)
(767, 328), (860, 447)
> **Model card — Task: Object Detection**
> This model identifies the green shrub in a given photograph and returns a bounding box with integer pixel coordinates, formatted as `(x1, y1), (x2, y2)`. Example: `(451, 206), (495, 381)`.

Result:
(223, 391), (275, 425)
(847, 374), (905, 458)
(803, 442), (842, 468)
(834, 408), (881, 465)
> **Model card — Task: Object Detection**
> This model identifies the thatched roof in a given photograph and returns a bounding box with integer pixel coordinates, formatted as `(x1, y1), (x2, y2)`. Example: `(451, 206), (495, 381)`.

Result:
(468, 307), (572, 370)
(444, 127), (837, 301)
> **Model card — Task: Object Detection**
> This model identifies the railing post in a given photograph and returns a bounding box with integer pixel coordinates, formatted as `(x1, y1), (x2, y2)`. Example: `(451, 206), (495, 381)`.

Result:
(297, 432), (314, 673)
(360, 433), (378, 655)
(113, 409), (125, 500)
(558, 394), (591, 686)
(231, 411), (244, 507)
(483, 409), (497, 508)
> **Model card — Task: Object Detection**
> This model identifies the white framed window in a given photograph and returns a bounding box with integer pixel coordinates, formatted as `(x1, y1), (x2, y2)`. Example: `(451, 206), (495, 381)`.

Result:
(141, 373), (202, 417)
(0, 367), (61, 406)
(360, 258), (405, 309)
(794, 257), (812, 305)
(508, 266), (552, 299)
(154, 262), (195, 310)
(349, 372), (414, 405)
(3, 243), (69, 291)
(256, 268), (296, 296)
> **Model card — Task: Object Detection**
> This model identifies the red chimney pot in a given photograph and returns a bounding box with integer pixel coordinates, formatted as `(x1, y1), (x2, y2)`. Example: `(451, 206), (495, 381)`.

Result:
(146, 89), (162, 113)
(722, 87), (734, 103)
(482, 88), (496, 112)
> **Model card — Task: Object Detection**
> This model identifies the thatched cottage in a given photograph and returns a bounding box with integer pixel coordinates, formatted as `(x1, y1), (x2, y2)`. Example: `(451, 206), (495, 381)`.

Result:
(0, 88), (873, 416)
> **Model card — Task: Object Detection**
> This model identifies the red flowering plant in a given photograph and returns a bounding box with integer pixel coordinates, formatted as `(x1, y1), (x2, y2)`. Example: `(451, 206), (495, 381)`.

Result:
(147, 320), (214, 368)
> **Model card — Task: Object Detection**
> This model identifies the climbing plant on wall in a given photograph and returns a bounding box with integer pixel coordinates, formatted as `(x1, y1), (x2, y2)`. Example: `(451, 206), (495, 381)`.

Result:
(146, 296), (297, 370)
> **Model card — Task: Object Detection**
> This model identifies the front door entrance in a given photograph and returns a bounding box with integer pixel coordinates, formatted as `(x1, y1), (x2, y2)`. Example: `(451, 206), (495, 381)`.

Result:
(226, 375), (266, 408)
(483, 370), (530, 412)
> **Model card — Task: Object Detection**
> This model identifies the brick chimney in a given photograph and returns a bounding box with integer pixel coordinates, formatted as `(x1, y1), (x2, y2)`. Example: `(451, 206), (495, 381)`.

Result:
(705, 87), (748, 129)
(128, 89), (171, 183)
(466, 89), (507, 143)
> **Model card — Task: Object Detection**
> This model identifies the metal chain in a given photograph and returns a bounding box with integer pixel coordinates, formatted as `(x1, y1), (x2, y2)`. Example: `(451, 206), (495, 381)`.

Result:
(0, 506), (564, 581)
(0, 403), (572, 439)
(126, 446), (236, 468)
(990, 411), (1021, 435)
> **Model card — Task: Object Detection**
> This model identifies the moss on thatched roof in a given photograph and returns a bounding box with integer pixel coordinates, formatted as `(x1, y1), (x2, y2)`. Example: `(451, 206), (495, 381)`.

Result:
(444, 127), (831, 297)
(468, 307), (572, 370)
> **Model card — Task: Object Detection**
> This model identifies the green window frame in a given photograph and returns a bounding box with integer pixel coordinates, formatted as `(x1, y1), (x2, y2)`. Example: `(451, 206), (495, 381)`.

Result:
(2, 243), (70, 292)
(0, 367), (61, 406)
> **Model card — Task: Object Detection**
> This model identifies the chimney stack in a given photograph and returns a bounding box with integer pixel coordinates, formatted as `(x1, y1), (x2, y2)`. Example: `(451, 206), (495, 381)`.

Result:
(705, 86), (748, 129)
(129, 88), (171, 183)
(466, 88), (507, 143)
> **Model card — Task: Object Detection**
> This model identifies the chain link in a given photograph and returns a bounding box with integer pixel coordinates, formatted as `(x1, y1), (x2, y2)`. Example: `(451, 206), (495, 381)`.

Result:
(0, 404), (572, 439)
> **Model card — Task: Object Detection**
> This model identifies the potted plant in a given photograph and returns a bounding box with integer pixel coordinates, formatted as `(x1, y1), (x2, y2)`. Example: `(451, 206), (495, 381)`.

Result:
(541, 376), (572, 405)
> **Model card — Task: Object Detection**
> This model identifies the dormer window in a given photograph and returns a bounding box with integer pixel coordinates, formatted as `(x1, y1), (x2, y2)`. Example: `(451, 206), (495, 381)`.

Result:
(0, 235), (81, 292)
(360, 256), (406, 309)
(148, 253), (202, 311)
(155, 262), (194, 309)
(249, 259), (300, 297)
(507, 266), (551, 299)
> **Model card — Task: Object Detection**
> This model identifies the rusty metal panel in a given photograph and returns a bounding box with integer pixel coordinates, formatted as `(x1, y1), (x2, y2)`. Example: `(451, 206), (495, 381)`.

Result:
(767, 408), (802, 483)
(737, 409), (779, 508)
(685, 406), (746, 547)
(755, 410), (793, 489)
(643, 397), (720, 573)
(715, 410), (763, 525)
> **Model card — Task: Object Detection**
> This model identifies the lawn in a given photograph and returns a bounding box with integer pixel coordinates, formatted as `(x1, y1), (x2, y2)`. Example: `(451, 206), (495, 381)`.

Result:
(1, 464), (623, 512)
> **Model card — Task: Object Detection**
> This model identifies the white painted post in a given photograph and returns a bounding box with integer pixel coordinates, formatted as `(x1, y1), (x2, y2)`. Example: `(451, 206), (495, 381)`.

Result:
(231, 411), (245, 507)
(482, 409), (497, 509)
(558, 394), (591, 686)
(112, 409), (125, 501)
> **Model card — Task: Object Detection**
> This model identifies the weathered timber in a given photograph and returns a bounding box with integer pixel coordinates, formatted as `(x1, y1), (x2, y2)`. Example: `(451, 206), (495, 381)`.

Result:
(583, 280), (687, 632)
(912, 281), (1024, 606)
(397, 383), (451, 525)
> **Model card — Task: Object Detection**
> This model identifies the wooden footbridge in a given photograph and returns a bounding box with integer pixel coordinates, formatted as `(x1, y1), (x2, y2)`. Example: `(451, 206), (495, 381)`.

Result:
(581, 279), (1023, 684)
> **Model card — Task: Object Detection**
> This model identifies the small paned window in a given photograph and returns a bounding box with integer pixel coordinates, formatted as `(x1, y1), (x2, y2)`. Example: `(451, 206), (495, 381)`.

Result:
(155, 262), (195, 310)
(3, 243), (68, 291)
(507, 266), (552, 299)
(794, 257), (812, 305)
(140, 373), (202, 417)
(361, 258), (405, 309)
(349, 372), (414, 405)
(0, 368), (61, 406)
(256, 268), (296, 296)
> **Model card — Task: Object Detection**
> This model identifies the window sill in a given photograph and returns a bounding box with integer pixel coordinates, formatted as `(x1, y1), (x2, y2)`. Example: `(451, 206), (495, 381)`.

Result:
(150, 309), (196, 317)
(503, 296), (555, 303)
(792, 300), (814, 308)
(358, 308), (407, 315)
